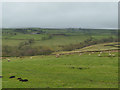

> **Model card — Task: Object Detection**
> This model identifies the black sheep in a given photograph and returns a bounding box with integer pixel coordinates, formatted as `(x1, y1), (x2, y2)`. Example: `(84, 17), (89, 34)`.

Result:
(19, 79), (28, 82)
(17, 78), (22, 80)
(9, 76), (15, 78)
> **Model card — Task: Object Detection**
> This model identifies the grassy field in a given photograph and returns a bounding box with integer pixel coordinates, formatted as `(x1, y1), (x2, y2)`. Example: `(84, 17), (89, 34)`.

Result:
(2, 44), (118, 88)
(2, 52), (118, 88)
(2, 28), (118, 88)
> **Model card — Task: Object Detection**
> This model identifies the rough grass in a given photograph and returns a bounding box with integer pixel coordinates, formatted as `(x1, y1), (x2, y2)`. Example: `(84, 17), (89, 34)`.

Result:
(52, 42), (119, 55)
(75, 42), (119, 51)
(2, 52), (118, 88)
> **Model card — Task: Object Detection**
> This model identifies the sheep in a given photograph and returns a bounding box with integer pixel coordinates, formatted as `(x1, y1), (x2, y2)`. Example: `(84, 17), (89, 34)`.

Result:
(100, 52), (102, 54)
(98, 54), (101, 57)
(17, 78), (22, 80)
(108, 53), (112, 57)
(7, 58), (10, 62)
(19, 79), (28, 82)
(112, 54), (115, 57)
(30, 57), (32, 59)
(9, 76), (15, 78)
(56, 54), (60, 58)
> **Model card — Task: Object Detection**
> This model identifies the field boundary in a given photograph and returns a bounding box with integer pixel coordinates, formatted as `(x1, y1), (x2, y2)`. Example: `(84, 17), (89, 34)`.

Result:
(52, 49), (119, 55)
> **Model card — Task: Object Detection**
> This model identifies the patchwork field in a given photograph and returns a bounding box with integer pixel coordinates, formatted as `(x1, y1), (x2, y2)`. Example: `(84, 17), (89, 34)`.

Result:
(2, 29), (117, 50)
(2, 28), (118, 88)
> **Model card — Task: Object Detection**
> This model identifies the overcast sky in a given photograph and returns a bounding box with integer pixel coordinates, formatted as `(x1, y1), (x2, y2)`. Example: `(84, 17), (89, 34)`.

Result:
(2, 2), (118, 29)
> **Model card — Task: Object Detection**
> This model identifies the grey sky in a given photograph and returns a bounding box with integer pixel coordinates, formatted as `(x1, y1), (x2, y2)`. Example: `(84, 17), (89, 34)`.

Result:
(2, 2), (118, 29)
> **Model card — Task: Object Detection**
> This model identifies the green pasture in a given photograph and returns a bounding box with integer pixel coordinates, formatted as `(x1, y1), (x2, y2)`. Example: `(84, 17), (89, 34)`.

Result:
(32, 35), (89, 49)
(2, 34), (48, 40)
(2, 39), (26, 46)
(2, 33), (117, 49)
(2, 52), (118, 88)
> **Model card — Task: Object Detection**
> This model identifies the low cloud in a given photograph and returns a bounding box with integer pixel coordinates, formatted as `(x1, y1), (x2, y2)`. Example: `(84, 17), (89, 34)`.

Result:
(2, 2), (118, 29)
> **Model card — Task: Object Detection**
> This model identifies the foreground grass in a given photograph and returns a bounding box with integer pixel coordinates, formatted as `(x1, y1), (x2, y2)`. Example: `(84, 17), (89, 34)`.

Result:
(2, 52), (118, 88)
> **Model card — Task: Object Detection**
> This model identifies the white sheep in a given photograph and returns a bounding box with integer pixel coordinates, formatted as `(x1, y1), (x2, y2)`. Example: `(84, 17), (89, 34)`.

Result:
(56, 54), (60, 58)
(8, 58), (10, 62)
(98, 54), (101, 57)
(112, 54), (115, 57)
